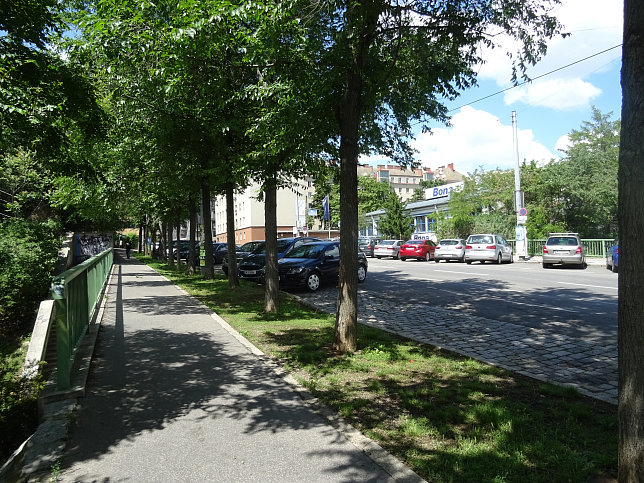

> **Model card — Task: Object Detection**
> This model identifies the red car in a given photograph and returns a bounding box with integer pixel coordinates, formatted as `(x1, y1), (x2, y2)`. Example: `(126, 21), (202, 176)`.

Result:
(399, 239), (437, 261)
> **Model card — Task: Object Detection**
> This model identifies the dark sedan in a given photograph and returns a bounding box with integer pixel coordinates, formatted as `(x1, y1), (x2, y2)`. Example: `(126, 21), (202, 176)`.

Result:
(222, 240), (264, 275)
(278, 241), (368, 291)
(238, 236), (320, 282)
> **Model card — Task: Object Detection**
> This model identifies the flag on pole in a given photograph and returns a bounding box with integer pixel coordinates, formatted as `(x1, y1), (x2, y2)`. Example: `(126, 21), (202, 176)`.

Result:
(322, 195), (330, 221)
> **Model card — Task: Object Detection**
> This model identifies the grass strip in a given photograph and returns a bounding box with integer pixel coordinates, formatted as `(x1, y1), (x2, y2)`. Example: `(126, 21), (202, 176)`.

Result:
(140, 255), (617, 483)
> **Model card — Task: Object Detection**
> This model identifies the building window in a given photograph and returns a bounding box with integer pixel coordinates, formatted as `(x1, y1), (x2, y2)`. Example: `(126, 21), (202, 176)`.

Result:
(415, 216), (426, 232)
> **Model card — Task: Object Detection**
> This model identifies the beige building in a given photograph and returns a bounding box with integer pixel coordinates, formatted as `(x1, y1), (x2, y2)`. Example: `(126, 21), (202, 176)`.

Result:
(213, 178), (332, 244)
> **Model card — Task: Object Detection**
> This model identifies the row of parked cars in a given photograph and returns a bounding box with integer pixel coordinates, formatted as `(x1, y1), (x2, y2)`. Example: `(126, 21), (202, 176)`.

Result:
(360, 235), (514, 264)
(360, 232), (598, 269)
(222, 236), (368, 292)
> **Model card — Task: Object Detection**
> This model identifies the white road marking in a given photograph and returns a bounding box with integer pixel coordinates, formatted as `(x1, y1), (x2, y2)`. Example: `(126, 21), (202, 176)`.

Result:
(556, 281), (617, 290)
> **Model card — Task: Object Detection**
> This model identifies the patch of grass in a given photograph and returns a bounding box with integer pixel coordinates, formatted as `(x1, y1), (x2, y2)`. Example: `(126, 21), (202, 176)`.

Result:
(140, 255), (618, 482)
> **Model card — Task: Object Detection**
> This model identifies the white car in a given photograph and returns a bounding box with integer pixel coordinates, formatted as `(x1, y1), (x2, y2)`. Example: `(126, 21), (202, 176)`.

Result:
(434, 238), (466, 263)
(373, 240), (404, 259)
(465, 234), (513, 264)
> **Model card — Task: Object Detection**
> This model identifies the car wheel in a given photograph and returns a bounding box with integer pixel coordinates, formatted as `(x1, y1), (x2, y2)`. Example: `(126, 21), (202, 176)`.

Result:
(611, 261), (618, 273)
(581, 262), (588, 270)
(306, 272), (321, 291)
(376, 256), (382, 259)
(496, 253), (502, 264)
(394, 253), (399, 260)
(400, 257), (406, 261)
(357, 265), (367, 283)
(434, 258), (440, 263)
(466, 260), (472, 265)
(542, 262), (551, 269)
(509, 254), (514, 263)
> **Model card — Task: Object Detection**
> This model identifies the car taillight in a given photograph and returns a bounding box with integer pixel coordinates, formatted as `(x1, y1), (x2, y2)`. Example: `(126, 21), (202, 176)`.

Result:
(616, 249), (619, 254)
(575, 246), (582, 254)
(542, 246), (548, 254)
(435, 246), (440, 249)
(465, 245), (472, 249)
(486, 245), (496, 249)
(456, 245), (462, 249)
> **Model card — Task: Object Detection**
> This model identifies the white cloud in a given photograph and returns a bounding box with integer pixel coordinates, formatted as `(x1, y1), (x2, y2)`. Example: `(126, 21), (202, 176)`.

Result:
(477, 0), (622, 110)
(504, 79), (602, 110)
(412, 107), (556, 175)
(555, 135), (572, 153)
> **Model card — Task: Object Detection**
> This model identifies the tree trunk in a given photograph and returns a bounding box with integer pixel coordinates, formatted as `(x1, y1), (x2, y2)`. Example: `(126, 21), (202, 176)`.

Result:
(176, 218), (182, 271)
(188, 199), (198, 275)
(264, 178), (279, 313)
(618, 2), (644, 480)
(167, 221), (175, 268)
(226, 182), (240, 288)
(333, 68), (362, 352)
(201, 182), (214, 279)
(333, 3), (378, 352)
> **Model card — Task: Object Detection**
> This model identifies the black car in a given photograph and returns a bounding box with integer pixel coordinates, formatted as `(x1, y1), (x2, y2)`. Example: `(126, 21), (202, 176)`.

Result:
(212, 242), (238, 265)
(222, 240), (264, 275)
(238, 237), (320, 282)
(278, 241), (368, 291)
(174, 240), (199, 261)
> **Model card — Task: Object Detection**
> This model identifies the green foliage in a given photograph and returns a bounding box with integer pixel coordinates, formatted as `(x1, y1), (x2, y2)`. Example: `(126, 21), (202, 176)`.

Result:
(445, 108), (619, 239)
(377, 193), (414, 240)
(0, 337), (43, 466)
(0, 219), (61, 337)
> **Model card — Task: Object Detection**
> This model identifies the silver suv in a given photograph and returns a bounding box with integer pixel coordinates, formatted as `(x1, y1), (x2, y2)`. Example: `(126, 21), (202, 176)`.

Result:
(542, 233), (586, 269)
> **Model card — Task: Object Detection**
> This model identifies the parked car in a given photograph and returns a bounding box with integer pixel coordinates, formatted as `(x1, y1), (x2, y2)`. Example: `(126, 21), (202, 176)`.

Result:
(358, 237), (381, 258)
(278, 241), (368, 291)
(212, 242), (239, 265)
(238, 236), (320, 282)
(434, 238), (466, 263)
(542, 233), (586, 269)
(373, 240), (404, 259)
(606, 242), (619, 273)
(399, 239), (436, 261)
(465, 234), (513, 264)
(173, 239), (200, 261)
(222, 240), (264, 275)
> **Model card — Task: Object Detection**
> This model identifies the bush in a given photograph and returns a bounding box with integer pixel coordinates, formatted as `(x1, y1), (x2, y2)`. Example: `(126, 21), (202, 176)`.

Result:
(0, 219), (62, 337)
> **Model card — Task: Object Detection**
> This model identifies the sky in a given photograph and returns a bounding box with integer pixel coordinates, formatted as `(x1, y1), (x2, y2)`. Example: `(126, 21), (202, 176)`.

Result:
(362, 0), (624, 177)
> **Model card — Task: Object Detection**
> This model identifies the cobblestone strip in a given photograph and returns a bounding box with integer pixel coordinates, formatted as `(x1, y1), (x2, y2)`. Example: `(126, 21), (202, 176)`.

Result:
(300, 289), (617, 405)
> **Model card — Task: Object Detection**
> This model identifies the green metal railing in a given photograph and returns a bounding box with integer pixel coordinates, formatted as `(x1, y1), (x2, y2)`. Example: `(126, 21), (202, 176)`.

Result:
(51, 248), (113, 390)
(508, 239), (616, 257)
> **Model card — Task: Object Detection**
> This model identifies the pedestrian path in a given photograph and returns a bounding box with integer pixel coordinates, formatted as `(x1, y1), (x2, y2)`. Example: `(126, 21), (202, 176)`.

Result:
(298, 288), (617, 405)
(53, 254), (423, 483)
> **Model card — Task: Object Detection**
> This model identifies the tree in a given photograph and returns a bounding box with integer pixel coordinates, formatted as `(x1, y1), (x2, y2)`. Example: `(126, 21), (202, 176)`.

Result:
(302, 0), (565, 352)
(618, 0), (644, 479)
(376, 193), (413, 240)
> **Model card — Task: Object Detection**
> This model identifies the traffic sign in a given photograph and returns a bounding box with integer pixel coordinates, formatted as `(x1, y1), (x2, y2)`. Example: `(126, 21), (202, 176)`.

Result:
(518, 207), (527, 216)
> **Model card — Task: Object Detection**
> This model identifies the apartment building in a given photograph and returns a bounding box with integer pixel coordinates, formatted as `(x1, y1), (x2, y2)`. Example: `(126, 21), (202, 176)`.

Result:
(357, 162), (463, 201)
(212, 177), (331, 244)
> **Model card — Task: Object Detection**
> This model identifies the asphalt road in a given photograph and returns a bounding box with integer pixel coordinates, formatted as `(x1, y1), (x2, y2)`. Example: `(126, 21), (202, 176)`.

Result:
(309, 257), (618, 345)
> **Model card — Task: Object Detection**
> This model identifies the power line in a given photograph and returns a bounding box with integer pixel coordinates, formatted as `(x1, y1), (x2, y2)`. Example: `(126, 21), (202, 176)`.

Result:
(447, 43), (623, 113)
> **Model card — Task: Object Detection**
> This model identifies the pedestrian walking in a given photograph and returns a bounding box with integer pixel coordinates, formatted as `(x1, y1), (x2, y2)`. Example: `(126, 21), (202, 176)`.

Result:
(125, 240), (132, 259)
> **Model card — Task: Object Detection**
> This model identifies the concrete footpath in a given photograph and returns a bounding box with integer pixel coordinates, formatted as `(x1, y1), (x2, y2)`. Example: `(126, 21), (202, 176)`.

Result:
(46, 252), (423, 483)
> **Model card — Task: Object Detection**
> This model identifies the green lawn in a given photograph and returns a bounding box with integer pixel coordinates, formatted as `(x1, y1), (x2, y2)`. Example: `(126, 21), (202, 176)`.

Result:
(141, 255), (617, 483)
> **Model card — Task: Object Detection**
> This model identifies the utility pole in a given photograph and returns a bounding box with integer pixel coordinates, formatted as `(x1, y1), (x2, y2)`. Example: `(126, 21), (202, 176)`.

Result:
(513, 111), (528, 259)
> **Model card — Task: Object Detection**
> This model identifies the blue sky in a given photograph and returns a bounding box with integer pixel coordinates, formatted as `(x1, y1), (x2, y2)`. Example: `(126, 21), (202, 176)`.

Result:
(364, 0), (624, 176)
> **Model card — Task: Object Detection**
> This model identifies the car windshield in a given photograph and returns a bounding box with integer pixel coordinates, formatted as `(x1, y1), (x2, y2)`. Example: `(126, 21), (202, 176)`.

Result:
(285, 244), (327, 259)
(440, 239), (459, 246)
(379, 240), (395, 246)
(469, 235), (493, 244)
(404, 240), (422, 245)
(358, 238), (371, 244)
(250, 242), (267, 254)
(240, 242), (262, 253)
(277, 239), (293, 251)
(548, 237), (578, 246)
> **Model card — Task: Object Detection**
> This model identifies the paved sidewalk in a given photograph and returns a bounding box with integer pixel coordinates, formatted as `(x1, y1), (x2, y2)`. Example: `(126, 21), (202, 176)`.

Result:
(52, 253), (423, 483)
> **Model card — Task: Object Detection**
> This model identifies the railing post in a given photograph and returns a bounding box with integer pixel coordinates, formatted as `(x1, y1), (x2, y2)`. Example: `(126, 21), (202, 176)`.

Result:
(51, 279), (72, 390)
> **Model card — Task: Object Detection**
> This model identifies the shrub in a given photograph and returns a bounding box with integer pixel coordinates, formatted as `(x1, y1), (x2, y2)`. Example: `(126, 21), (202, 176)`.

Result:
(0, 219), (62, 337)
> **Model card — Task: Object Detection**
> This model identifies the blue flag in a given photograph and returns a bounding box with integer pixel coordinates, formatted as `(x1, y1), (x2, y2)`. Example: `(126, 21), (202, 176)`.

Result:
(322, 195), (330, 221)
